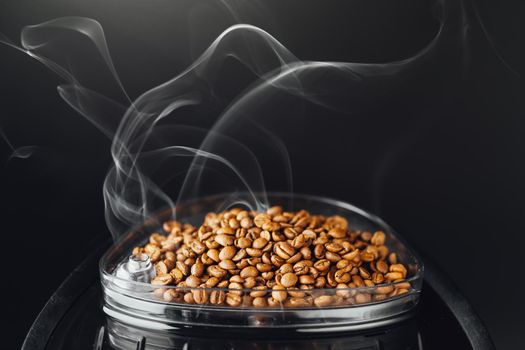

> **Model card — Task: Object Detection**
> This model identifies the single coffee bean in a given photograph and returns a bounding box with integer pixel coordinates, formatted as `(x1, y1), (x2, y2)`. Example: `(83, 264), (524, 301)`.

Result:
(185, 275), (201, 288)
(280, 272), (298, 288)
(210, 290), (226, 305)
(240, 266), (259, 279)
(152, 274), (173, 286)
(271, 285), (288, 302)
(314, 295), (333, 307)
(219, 246), (237, 260)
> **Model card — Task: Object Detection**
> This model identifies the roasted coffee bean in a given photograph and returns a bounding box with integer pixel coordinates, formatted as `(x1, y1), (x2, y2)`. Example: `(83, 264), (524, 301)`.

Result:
(204, 276), (220, 288)
(152, 274), (173, 286)
(185, 275), (201, 288)
(252, 297), (268, 308)
(169, 268), (184, 283)
(219, 246), (237, 260)
(375, 285), (395, 294)
(293, 261), (310, 275)
(328, 228), (346, 239)
(394, 282), (411, 290)
(385, 271), (405, 281)
(164, 251), (176, 262)
(309, 267), (320, 279)
(217, 227), (235, 235)
(314, 276), (326, 288)
(336, 259), (351, 270)
(376, 260), (389, 274)
(325, 251), (341, 262)
(208, 265), (227, 278)
(266, 206), (283, 216)
(351, 275), (365, 287)
(388, 252), (398, 264)
(334, 269), (351, 283)
(372, 272), (385, 284)
(272, 285), (288, 302)
(314, 295), (333, 307)
(183, 292), (195, 304)
(314, 259), (330, 272)
(299, 246), (312, 260)
(155, 261), (169, 276)
(389, 264), (408, 278)
(256, 263), (272, 272)
(327, 270), (338, 287)
(262, 221), (280, 231)
(215, 234), (234, 246)
(219, 259), (237, 270)
(285, 297), (307, 307)
(335, 283), (355, 299)
(341, 249), (359, 261)
(191, 262), (205, 277)
(279, 263), (293, 274)
(244, 276), (257, 288)
(228, 282), (244, 296)
(360, 232), (372, 241)
(174, 261), (189, 276)
(192, 289), (209, 304)
(287, 288), (306, 298)
(355, 293), (372, 304)
(261, 271), (274, 280)
(162, 289), (180, 302)
(210, 290), (226, 305)
(373, 294), (387, 302)
(207, 249), (220, 263)
(280, 272), (298, 287)
(230, 275), (245, 284)
(236, 259), (249, 269)
(325, 242), (343, 253)
(191, 241), (206, 255)
(232, 249), (247, 262)
(240, 266), (259, 278)
(360, 251), (375, 262)
(371, 232), (386, 246)
(274, 242), (295, 259)
(291, 233), (305, 248)
(226, 293), (242, 306)
(359, 267), (371, 280)
(149, 249), (162, 263)
(246, 247), (263, 257)
(216, 280), (228, 288)
(235, 237), (252, 249)
(299, 275), (315, 285)
(250, 286), (267, 298)
(286, 252), (302, 264)
(378, 245), (389, 259)
(254, 214), (271, 228)
(270, 254), (285, 267)
(314, 244), (325, 258)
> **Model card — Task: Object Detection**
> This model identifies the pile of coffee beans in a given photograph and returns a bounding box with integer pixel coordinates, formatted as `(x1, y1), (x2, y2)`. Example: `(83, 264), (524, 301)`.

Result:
(132, 206), (411, 308)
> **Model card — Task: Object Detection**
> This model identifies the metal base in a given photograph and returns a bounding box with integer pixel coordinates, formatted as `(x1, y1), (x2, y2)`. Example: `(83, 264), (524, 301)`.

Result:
(22, 234), (495, 350)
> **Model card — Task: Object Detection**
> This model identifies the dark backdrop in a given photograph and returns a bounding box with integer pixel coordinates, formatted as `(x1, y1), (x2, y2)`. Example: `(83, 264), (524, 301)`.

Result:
(1, 0), (524, 349)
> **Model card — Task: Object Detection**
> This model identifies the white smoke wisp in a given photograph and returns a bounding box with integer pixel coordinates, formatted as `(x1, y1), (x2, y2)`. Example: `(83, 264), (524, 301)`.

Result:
(0, 0), (465, 240)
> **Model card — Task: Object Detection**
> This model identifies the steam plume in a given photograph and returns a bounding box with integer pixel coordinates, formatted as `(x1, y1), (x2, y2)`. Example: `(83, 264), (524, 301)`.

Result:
(0, 0), (478, 239)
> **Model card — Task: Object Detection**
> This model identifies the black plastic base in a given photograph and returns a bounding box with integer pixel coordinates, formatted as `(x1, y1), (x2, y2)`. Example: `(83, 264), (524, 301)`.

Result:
(22, 235), (495, 350)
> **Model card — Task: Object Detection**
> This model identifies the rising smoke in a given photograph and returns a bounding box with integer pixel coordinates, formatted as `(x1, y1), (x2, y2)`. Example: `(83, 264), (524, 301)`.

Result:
(0, 0), (471, 239)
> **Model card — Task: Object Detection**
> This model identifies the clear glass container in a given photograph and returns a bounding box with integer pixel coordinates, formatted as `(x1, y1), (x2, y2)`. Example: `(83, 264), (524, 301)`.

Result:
(100, 193), (423, 332)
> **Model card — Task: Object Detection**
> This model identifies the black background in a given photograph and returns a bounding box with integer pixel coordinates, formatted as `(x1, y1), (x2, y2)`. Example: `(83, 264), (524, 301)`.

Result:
(1, 0), (524, 349)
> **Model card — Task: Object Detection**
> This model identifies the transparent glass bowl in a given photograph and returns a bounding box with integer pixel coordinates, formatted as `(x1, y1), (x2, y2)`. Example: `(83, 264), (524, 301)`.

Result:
(100, 193), (423, 332)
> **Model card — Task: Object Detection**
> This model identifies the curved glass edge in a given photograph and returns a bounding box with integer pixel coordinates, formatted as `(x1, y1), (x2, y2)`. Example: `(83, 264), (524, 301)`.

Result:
(100, 192), (424, 311)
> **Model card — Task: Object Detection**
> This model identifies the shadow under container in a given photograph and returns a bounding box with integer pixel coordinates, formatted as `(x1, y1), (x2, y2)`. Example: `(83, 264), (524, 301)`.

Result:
(100, 193), (423, 333)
